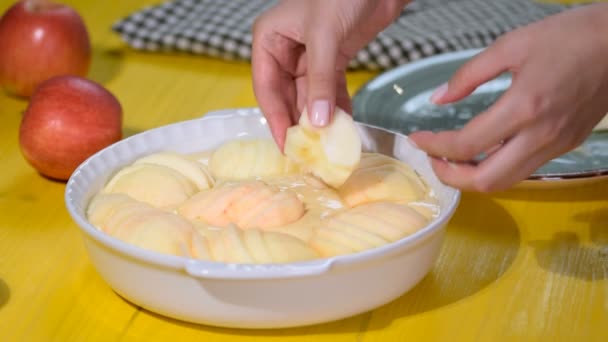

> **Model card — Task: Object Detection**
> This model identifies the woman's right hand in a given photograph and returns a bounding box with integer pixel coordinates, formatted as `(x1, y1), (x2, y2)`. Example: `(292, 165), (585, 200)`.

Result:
(252, 0), (409, 150)
(409, 3), (608, 192)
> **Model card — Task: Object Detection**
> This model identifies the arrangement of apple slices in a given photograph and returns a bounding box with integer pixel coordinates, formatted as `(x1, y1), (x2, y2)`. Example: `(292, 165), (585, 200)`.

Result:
(87, 111), (441, 264)
(284, 107), (362, 188)
(88, 193), (318, 263)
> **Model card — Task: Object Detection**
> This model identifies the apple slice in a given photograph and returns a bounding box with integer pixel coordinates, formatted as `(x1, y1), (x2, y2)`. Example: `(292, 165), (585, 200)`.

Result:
(209, 139), (299, 180)
(134, 152), (214, 191)
(204, 226), (318, 263)
(310, 202), (429, 257)
(87, 194), (204, 257)
(86, 193), (134, 229)
(326, 218), (388, 248)
(318, 110), (361, 168)
(308, 236), (356, 258)
(235, 190), (305, 230)
(242, 229), (274, 264)
(262, 231), (319, 263)
(179, 186), (249, 227)
(104, 164), (197, 209)
(349, 202), (428, 237)
(284, 107), (361, 188)
(339, 153), (428, 207)
(92, 196), (156, 235)
(314, 227), (370, 252)
(112, 212), (193, 257)
(190, 232), (213, 260)
(177, 181), (304, 230)
(221, 225), (255, 263)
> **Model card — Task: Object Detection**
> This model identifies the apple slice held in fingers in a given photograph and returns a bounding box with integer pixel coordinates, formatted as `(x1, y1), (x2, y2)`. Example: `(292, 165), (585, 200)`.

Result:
(284, 107), (361, 188)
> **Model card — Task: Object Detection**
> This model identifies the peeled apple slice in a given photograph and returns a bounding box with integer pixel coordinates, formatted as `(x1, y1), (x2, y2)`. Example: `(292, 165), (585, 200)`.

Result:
(86, 193), (205, 258)
(262, 230), (319, 263)
(338, 153), (428, 207)
(87, 193), (135, 229)
(310, 202), (429, 257)
(103, 163), (197, 209)
(284, 107), (361, 188)
(209, 139), (299, 180)
(134, 152), (214, 190)
(204, 225), (319, 263)
(177, 181), (305, 230)
(111, 211), (198, 257)
(210, 225), (255, 263)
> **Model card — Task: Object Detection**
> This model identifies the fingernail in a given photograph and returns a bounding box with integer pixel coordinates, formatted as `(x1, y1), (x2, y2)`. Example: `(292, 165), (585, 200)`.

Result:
(430, 83), (448, 104)
(310, 100), (330, 127)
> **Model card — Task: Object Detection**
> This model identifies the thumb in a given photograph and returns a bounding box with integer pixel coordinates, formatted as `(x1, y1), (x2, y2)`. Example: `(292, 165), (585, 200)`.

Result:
(431, 43), (511, 105)
(306, 25), (340, 127)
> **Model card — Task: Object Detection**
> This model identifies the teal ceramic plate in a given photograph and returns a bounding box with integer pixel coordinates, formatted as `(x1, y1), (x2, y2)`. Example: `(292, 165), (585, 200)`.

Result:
(352, 49), (608, 189)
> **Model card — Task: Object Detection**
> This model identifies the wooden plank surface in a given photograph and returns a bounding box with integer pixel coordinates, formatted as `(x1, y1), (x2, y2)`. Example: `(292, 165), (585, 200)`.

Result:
(0, 1), (606, 341)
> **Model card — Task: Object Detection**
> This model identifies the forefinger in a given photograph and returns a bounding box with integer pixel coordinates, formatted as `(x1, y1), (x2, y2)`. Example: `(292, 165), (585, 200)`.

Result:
(251, 31), (298, 150)
(410, 87), (522, 162)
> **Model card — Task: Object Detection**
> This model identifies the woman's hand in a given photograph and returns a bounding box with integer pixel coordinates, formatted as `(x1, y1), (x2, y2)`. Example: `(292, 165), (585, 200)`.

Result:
(409, 3), (608, 192)
(252, 0), (409, 150)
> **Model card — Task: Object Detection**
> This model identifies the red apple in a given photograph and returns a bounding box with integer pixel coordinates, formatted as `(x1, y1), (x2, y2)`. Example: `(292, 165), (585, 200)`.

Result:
(0, 0), (91, 97)
(19, 75), (122, 180)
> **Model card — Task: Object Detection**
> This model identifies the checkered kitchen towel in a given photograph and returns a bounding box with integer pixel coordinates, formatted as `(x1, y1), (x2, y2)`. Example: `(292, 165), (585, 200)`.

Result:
(112, 0), (570, 70)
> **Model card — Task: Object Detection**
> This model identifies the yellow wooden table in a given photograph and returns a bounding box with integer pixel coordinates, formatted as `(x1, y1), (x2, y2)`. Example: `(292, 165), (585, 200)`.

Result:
(0, 1), (606, 341)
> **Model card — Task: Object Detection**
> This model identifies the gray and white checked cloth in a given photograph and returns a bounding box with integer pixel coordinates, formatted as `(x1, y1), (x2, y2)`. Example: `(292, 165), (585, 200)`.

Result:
(112, 0), (571, 70)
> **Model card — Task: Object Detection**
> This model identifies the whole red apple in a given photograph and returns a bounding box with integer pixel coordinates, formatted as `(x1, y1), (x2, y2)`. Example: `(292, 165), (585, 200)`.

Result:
(19, 75), (122, 180)
(0, 0), (91, 97)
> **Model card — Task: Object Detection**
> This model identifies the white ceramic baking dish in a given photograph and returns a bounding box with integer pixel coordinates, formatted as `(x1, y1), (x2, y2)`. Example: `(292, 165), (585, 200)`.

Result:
(65, 108), (460, 329)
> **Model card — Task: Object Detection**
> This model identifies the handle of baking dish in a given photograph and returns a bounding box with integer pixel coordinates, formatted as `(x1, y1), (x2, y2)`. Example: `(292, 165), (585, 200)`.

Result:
(183, 259), (334, 280)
